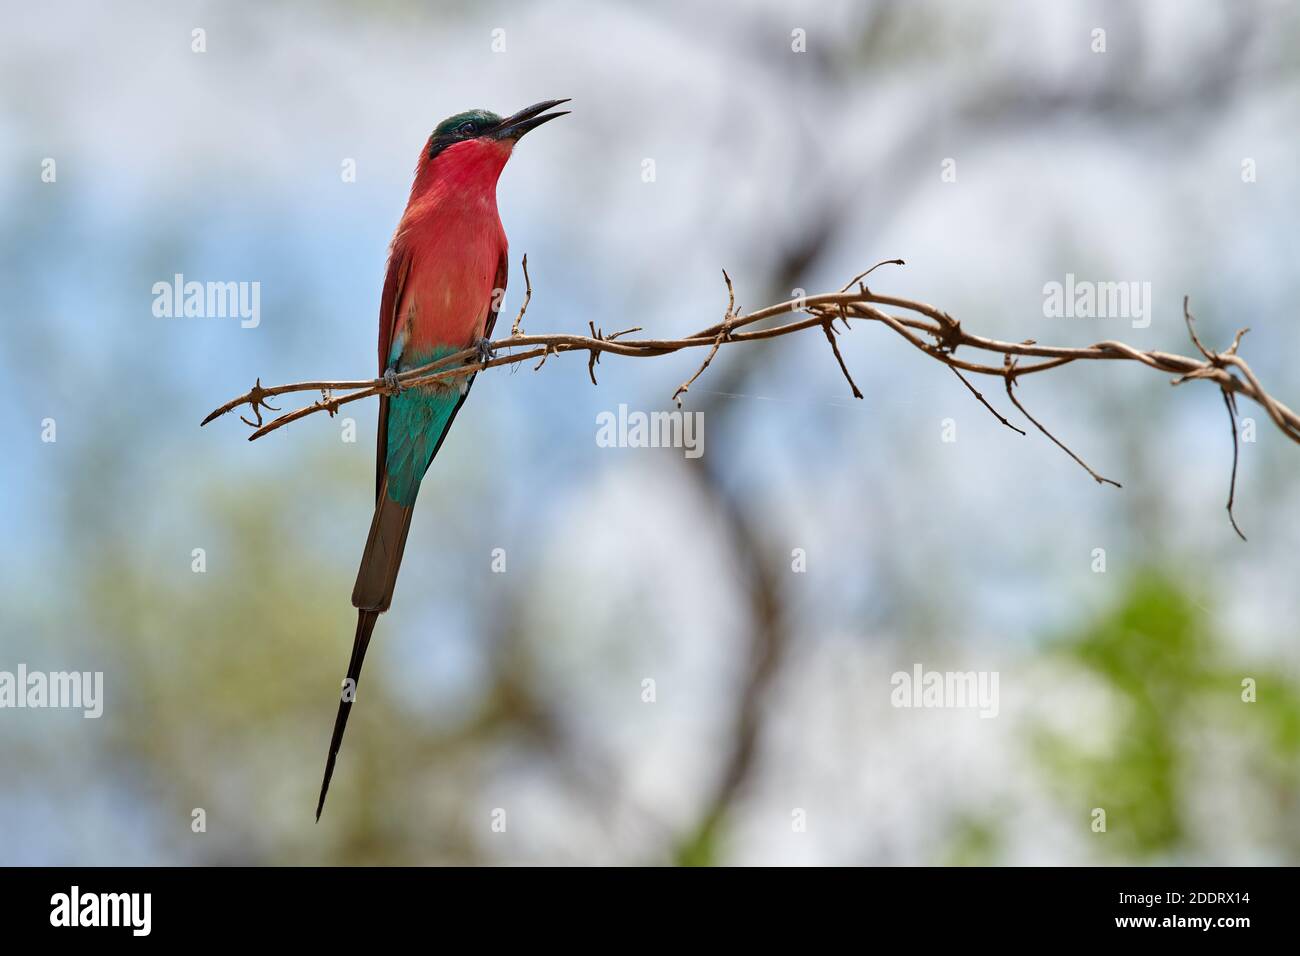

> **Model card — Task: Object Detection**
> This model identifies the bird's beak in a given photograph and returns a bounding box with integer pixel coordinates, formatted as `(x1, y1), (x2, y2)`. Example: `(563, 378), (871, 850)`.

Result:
(493, 99), (571, 140)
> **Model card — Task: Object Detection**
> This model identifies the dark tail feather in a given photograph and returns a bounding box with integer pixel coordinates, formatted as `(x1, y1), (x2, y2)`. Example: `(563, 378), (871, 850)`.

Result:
(316, 608), (379, 820)
(316, 479), (416, 820)
(351, 481), (416, 613)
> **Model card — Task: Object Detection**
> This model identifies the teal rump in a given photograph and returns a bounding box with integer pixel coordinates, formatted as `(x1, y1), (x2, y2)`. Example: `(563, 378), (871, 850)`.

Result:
(385, 346), (462, 507)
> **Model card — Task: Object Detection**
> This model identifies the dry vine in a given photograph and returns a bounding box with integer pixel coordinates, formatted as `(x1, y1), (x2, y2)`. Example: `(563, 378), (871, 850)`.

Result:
(203, 258), (1300, 538)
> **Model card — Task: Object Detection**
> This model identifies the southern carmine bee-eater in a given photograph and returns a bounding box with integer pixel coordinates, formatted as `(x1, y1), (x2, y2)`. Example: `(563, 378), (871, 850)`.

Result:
(315, 99), (570, 819)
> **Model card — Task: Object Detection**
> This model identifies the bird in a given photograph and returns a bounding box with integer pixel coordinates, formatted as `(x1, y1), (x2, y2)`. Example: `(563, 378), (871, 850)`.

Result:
(315, 99), (570, 820)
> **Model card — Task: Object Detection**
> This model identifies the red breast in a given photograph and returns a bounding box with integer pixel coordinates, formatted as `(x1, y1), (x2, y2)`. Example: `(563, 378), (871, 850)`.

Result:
(394, 137), (512, 351)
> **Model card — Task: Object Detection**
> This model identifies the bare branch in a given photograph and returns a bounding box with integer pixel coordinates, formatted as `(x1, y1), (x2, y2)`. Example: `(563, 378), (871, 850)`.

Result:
(203, 259), (1300, 533)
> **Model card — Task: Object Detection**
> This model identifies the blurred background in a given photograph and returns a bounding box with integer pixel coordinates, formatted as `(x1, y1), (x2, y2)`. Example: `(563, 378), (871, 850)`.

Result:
(2, 0), (1299, 865)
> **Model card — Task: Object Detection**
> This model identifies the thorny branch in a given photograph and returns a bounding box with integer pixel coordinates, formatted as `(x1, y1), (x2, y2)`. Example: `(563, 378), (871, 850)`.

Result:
(204, 259), (1300, 537)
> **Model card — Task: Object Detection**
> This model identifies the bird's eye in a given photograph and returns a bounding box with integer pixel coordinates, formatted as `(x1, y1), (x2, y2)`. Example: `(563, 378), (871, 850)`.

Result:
(456, 122), (476, 136)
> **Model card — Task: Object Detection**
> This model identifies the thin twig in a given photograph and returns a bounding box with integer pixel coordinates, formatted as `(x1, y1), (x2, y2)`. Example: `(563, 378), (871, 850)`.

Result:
(838, 257), (906, 293)
(672, 269), (737, 408)
(1003, 358), (1121, 488)
(950, 366), (1025, 436)
(510, 253), (532, 338)
(1222, 385), (1247, 541)
(821, 320), (863, 400)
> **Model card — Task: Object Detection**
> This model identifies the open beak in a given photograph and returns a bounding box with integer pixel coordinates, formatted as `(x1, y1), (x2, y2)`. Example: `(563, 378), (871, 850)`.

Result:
(493, 99), (571, 140)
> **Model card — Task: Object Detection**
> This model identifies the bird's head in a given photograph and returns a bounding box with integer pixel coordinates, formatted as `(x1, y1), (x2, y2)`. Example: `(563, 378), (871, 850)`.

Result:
(422, 99), (570, 170)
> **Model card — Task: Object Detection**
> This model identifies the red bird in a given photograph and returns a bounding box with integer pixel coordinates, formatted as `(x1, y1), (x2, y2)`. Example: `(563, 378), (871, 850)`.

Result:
(317, 100), (570, 819)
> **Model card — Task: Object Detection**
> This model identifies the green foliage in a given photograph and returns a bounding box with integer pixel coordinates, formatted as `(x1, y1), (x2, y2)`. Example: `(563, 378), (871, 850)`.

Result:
(674, 813), (721, 867)
(942, 814), (1001, 867)
(1034, 573), (1300, 861)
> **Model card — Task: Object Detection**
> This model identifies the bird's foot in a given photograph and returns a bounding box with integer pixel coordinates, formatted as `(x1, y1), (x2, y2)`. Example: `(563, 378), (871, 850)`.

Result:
(475, 337), (495, 365)
(383, 368), (403, 394)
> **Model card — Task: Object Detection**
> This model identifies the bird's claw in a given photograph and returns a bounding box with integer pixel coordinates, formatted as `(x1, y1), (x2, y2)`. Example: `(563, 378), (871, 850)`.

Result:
(475, 337), (495, 365)
(383, 368), (403, 394)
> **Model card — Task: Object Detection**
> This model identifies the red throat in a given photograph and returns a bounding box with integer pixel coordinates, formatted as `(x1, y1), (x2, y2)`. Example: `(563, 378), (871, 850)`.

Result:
(410, 137), (514, 204)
